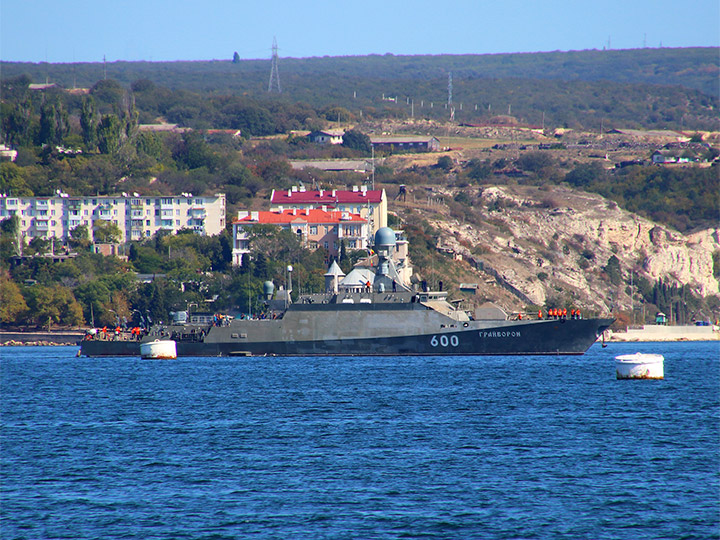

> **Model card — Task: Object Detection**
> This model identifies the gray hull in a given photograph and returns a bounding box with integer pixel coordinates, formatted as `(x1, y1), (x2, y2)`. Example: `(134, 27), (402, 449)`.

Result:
(81, 296), (613, 357)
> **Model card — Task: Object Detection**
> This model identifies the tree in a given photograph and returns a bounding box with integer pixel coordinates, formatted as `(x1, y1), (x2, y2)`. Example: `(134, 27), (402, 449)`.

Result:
(0, 272), (28, 323)
(466, 158), (492, 181)
(97, 114), (122, 154)
(232, 52), (241, 64)
(0, 162), (32, 196)
(564, 161), (607, 187)
(517, 151), (554, 173)
(436, 155), (454, 171)
(23, 284), (83, 328)
(37, 103), (68, 146)
(604, 254), (622, 285)
(93, 220), (122, 244)
(80, 96), (98, 150)
(69, 224), (91, 251)
(341, 129), (371, 153)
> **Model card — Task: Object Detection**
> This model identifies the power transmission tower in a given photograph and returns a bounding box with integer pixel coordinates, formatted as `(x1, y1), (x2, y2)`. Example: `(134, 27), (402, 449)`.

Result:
(448, 72), (455, 121)
(268, 37), (281, 93)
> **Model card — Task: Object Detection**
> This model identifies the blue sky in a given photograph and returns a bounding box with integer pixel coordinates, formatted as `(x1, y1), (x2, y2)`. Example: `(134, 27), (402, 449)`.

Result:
(2, 0), (718, 63)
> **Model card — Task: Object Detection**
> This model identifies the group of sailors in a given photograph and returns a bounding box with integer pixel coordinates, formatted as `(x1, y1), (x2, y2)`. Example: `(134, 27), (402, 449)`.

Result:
(538, 308), (582, 320)
(84, 326), (148, 341)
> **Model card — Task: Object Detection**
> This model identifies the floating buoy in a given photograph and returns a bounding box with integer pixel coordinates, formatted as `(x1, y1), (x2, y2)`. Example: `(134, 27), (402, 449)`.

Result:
(615, 352), (664, 380)
(140, 339), (177, 359)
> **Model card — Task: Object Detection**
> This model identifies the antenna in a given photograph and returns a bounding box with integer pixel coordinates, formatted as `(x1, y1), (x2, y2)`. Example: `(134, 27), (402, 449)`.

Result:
(268, 37), (281, 93)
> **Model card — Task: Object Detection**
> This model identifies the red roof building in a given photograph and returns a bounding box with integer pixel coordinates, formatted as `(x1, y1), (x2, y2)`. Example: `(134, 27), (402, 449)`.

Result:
(232, 208), (368, 266)
(270, 185), (387, 233)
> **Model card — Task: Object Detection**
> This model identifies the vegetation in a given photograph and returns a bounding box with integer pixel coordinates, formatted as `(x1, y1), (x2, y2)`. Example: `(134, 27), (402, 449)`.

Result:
(0, 48), (717, 328)
(2, 47), (718, 131)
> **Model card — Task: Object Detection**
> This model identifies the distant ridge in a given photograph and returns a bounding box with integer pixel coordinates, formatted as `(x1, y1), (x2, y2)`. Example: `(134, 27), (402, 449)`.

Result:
(2, 47), (718, 96)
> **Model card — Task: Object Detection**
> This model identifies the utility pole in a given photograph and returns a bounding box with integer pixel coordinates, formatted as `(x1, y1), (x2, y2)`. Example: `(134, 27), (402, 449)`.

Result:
(268, 37), (281, 93)
(448, 72), (455, 121)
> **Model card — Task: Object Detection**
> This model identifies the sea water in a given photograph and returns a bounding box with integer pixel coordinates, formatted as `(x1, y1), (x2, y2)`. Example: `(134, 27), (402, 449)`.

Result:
(1, 341), (718, 539)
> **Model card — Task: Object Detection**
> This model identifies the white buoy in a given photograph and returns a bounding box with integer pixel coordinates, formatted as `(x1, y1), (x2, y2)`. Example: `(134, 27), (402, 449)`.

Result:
(140, 339), (177, 359)
(615, 353), (664, 379)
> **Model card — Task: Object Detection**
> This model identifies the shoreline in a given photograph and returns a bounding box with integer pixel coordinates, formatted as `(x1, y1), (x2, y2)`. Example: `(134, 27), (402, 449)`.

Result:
(1, 326), (718, 347)
(607, 324), (719, 343)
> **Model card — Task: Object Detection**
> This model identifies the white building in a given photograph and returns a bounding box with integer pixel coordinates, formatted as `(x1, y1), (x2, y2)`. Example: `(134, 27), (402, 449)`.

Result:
(308, 129), (345, 145)
(0, 192), (226, 244)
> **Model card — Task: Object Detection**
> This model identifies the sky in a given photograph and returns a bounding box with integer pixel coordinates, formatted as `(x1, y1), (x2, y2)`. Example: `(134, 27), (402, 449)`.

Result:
(1, 0), (718, 63)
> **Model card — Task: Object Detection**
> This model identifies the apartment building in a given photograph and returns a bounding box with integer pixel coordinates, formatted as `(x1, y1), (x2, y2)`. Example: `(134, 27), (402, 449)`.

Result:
(232, 208), (368, 266)
(0, 192), (226, 244)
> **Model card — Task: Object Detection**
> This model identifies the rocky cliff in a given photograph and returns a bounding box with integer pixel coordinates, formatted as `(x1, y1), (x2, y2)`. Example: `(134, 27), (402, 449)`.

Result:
(399, 184), (719, 314)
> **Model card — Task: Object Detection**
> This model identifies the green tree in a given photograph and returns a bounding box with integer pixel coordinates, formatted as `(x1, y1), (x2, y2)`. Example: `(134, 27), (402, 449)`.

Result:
(24, 284), (83, 328)
(517, 151), (554, 173)
(0, 162), (32, 195)
(232, 52), (241, 63)
(604, 254), (622, 285)
(97, 114), (123, 154)
(69, 224), (91, 251)
(341, 129), (371, 153)
(0, 271), (29, 323)
(80, 96), (98, 150)
(467, 159), (492, 181)
(93, 220), (122, 244)
(436, 155), (454, 171)
(565, 161), (607, 187)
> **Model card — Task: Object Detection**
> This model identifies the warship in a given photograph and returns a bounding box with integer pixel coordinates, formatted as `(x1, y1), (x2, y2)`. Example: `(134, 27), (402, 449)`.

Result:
(80, 227), (613, 357)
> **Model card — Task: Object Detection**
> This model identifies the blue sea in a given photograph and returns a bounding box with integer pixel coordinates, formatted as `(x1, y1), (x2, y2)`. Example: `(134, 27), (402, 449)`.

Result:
(1, 342), (718, 539)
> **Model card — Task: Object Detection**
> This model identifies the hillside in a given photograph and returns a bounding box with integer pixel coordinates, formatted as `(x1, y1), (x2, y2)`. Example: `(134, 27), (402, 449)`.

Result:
(390, 183), (719, 323)
(2, 47), (718, 131)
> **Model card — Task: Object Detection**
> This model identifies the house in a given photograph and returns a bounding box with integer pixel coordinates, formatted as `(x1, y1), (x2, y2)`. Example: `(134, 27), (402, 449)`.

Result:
(0, 144), (18, 162)
(270, 185), (387, 233)
(370, 135), (440, 153)
(651, 150), (678, 164)
(138, 123), (191, 134)
(232, 208), (368, 266)
(308, 129), (345, 145)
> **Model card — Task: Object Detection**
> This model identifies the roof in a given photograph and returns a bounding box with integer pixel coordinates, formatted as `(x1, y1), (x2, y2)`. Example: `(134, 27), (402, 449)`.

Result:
(309, 129), (345, 137)
(271, 187), (384, 205)
(370, 135), (439, 144)
(606, 128), (688, 140)
(324, 260), (345, 277)
(138, 123), (191, 133)
(341, 268), (375, 286)
(234, 208), (366, 225)
(289, 160), (372, 172)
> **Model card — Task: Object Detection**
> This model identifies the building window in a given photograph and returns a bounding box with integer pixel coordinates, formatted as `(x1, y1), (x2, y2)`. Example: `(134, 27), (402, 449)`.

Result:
(310, 226), (317, 235)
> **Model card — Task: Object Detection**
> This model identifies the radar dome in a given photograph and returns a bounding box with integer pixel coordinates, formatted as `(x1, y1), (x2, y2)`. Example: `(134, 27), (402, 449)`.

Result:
(263, 280), (275, 299)
(374, 227), (396, 248)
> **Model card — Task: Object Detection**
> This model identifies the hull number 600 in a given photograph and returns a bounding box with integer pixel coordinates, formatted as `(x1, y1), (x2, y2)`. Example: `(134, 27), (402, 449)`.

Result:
(430, 334), (459, 347)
